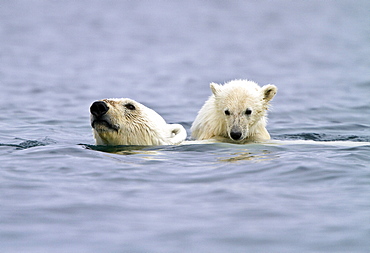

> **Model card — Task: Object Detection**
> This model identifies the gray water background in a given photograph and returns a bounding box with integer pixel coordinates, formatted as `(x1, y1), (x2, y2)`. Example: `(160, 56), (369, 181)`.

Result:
(0, 0), (369, 252)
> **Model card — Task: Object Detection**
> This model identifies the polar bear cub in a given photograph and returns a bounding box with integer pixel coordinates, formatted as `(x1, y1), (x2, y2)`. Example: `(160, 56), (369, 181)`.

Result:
(90, 98), (187, 145)
(191, 80), (277, 143)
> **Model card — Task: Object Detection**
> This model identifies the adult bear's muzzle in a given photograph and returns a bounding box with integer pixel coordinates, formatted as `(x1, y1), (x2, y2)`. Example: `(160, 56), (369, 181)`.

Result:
(90, 101), (109, 118)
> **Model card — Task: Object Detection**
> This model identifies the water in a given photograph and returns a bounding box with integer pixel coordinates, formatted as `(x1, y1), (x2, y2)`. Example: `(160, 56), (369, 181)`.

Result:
(1, 0), (369, 252)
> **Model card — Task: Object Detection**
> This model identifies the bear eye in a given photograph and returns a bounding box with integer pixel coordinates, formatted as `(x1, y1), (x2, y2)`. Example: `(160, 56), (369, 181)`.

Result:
(224, 109), (230, 116)
(245, 109), (252, 115)
(124, 103), (136, 110)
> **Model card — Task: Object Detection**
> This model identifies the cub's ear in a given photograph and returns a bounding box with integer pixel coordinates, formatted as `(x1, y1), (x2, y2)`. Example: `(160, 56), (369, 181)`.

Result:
(262, 84), (277, 102)
(210, 82), (222, 96)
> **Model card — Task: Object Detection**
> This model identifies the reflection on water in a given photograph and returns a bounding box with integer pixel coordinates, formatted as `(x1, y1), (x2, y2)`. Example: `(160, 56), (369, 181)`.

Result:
(84, 142), (280, 163)
(218, 149), (276, 163)
(83, 144), (161, 156)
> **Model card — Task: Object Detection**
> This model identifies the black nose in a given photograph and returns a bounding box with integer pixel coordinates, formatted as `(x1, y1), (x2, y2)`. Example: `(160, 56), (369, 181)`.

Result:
(230, 131), (242, 140)
(90, 101), (109, 117)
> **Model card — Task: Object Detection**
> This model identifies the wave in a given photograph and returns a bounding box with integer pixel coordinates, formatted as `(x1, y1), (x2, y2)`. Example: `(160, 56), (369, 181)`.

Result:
(0, 138), (56, 150)
(275, 133), (370, 142)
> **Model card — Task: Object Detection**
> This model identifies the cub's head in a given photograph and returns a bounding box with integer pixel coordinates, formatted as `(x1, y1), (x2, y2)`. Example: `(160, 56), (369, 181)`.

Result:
(90, 98), (166, 145)
(210, 80), (277, 142)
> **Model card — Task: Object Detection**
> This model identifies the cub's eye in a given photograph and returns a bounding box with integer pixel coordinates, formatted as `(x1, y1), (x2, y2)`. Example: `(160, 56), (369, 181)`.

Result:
(224, 110), (230, 116)
(245, 109), (252, 115)
(124, 103), (136, 110)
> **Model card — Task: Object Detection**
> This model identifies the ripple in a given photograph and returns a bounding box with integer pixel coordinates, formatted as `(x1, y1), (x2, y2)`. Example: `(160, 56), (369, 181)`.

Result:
(276, 133), (370, 142)
(0, 138), (56, 150)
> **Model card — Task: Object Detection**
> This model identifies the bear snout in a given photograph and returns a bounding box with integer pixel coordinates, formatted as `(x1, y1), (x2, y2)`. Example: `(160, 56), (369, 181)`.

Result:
(230, 131), (243, 141)
(229, 125), (244, 141)
(90, 101), (109, 118)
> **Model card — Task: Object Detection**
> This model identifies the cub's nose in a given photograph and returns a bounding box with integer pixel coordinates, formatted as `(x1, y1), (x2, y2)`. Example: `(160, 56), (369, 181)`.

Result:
(90, 101), (109, 117)
(230, 131), (242, 140)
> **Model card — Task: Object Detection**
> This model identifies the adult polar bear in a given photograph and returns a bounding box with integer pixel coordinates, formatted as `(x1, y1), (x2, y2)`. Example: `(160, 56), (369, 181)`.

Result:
(90, 98), (186, 145)
(191, 80), (277, 143)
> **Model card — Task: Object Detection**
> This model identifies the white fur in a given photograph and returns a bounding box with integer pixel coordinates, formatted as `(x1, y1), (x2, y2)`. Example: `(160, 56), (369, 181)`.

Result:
(191, 79), (277, 143)
(91, 98), (187, 145)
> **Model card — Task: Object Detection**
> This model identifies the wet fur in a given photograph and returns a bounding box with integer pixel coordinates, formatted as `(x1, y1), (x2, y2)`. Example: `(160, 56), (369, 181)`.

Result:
(191, 80), (277, 143)
(91, 98), (186, 145)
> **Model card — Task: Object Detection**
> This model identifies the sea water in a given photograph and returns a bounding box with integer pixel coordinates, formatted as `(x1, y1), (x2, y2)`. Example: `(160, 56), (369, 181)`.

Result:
(0, 1), (369, 252)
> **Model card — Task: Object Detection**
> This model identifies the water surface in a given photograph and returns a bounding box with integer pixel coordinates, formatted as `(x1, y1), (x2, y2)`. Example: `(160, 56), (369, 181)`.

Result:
(1, 1), (369, 252)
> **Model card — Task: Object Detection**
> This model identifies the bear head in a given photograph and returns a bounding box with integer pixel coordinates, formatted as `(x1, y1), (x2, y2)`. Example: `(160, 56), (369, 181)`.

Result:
(90, 98), (186, 145)
(210, 80), (277, 142)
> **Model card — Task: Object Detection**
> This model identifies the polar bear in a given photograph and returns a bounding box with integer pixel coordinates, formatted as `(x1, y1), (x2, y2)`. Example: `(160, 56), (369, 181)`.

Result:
(191, 80), (277, 143)
(90, 98), (187, 145)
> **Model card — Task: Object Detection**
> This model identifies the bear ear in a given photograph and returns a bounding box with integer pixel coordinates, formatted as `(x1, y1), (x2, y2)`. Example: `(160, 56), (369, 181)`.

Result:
(262, 84), (277, 102)
(210, 82), (222, 96)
